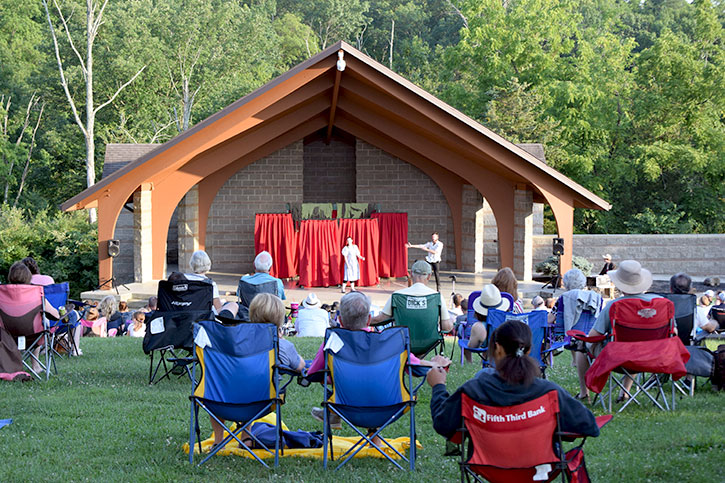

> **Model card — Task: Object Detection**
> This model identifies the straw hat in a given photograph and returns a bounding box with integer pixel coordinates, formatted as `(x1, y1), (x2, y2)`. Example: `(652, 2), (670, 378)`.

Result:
(608, 260), (652, 294)
(472, 284), (511, 316)
(302, 292), (321, 309)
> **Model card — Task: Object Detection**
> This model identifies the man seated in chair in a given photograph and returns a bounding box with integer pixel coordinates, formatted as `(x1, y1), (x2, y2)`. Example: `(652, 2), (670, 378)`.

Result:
(238, 251), (286, 302)
(370, 260), (452, 333)
(310, 291), (450, 429)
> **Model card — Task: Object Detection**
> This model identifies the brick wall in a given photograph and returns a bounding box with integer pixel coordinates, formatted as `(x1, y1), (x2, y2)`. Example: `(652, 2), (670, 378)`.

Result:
(206, 141), (304, 273)
(533, 234), (725, 277)
(355, 139), (456, 269)
(303, 137), (356, 202)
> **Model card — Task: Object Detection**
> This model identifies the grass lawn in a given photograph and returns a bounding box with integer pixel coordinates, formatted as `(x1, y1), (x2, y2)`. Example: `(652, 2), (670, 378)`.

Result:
(1, 336), (723, 482)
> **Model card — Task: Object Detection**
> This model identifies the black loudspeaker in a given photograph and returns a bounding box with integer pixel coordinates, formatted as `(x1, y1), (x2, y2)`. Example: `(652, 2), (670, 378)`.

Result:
(108, 239), (120, 258)
(552, 237), (564, 256)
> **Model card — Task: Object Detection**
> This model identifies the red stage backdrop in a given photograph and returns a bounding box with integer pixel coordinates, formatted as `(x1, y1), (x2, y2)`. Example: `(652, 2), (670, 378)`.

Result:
(339, 218), (379, 287)
(297, 220), (342, 287)
(254, 213), (297, 279)
(371, 213), (408, 278)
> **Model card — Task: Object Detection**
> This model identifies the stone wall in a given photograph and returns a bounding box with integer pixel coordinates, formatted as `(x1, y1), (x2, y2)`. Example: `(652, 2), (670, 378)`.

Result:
(206, 141), (304, 273)
(303, 137), (356, 202)
(113, 210), (134, 283)
(533, 234), (725, 277)
(355, 139), (456, 269)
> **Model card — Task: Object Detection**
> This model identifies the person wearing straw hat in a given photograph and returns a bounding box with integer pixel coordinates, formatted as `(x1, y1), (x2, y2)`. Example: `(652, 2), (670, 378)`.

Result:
(295, 292), (330, 337)
(599, 254), (615, 276)
(464, 284), (512, 363)
(587, 260), (666, 401)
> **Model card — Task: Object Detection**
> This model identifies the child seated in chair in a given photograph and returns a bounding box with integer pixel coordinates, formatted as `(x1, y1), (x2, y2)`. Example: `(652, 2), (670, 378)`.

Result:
(211, 293), (304, 446)
(428, 320), (599, 440)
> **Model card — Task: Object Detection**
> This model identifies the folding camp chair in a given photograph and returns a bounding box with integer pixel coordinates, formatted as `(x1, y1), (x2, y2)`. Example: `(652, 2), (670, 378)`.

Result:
(44, 283), (80, 359)
(237, 279), (279, 321)
(454, 292), (517, 365)
(391, 292), (444, 358)
(457, 390), (611, 483)
(0, 284), (52, 380)
(143, 280), (213, 384)
(188, 319), (297, 467)
(321, 327), (426, 471)
(574, 297), (688, 413)
(654, 293), (696, 346)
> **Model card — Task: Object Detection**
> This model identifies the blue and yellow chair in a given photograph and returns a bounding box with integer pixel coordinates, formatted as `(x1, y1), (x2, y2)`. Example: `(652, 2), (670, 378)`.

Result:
(188, 320), (296, 467)
(322, 326), (425, 471)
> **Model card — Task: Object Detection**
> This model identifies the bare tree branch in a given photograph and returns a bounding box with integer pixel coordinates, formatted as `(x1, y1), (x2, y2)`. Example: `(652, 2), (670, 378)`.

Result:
(93, 65), (147, 115)
(15, 93), (38, 146)
(53, 0), (87, 78)
(445, 0), (469, 29)
(42, 0), (87, 138)
(14, 102), (45, 207)
(149, 119), (175, 143)
(91, 0), (109, 37)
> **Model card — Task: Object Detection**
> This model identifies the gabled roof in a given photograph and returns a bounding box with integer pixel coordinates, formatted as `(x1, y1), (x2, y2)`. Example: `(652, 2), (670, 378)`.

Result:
(62, 41), (610, 212)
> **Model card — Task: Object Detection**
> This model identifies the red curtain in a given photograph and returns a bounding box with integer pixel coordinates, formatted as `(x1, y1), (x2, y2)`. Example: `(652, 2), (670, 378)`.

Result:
(297, 220), (341, 288)
(339, 218), (380, 287)
(254, 214), (297, 279)
(371, 213), (408, 278)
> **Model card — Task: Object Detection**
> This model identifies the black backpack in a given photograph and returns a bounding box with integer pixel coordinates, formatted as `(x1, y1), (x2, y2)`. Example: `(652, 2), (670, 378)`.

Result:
(713, 344), (725, 391)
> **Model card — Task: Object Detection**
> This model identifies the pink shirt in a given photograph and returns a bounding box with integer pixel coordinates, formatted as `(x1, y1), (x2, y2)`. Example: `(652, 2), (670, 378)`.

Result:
(307, 337), (421, 375)
(31, 274), (55, 286)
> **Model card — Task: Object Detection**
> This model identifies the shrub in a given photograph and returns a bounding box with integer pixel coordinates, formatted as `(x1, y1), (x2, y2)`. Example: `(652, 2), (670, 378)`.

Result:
(0, 206), (97, 298)
(535, 255), (593, 276)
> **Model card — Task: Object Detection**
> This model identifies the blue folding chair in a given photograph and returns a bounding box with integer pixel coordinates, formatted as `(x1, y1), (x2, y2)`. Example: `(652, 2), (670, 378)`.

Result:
(44, 283), (79, 360)
(322, 326), (426, 471)
(188, 320), (296, 467)
(455, 291), (516, 365)
(486, 309), (553, 377)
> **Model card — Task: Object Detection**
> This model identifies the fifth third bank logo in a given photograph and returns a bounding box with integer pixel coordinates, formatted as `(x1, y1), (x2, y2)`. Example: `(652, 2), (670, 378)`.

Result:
(473, 404), (546, 423)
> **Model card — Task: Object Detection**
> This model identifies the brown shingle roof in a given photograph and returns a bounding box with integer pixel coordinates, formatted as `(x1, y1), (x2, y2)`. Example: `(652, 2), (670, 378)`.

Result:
(102, 144), (160, 179)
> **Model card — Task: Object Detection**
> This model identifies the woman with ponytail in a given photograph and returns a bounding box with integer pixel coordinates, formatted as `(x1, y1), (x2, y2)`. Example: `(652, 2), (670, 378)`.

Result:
(427, 320), (599, 440)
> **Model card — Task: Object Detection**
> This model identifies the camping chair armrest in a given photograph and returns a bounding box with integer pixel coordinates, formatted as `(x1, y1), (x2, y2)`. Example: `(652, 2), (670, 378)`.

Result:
(566, 330), (606, 344)
(406, 364), (432, 394)
(276, 366), (302, 393)
(167, 356), (197, 365)
(296, 370), (325, 387)
(558, 415), (613, 442)
(370, 317), (394, 327)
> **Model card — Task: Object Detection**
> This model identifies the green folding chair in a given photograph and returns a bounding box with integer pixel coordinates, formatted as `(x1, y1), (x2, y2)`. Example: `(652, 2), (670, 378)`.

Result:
(391, 293), (444, 358)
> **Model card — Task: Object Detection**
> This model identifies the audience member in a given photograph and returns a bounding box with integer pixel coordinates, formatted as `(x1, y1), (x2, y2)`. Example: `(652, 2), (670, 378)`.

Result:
(295, 293), (329, 337)
(531, 296), (546, 311)
(210, 292), (303, 446)
(695, 294), (717, 334)
(309, 291), (450, 429)
(465, 284), (511, 362)
(599, 254), (615, 275)
(714, 292), (725, 309)
(127, 311), (146, 338)
(181, 250), (224, 312)
(491, 267), (523, 313)
(555, 268), (602, 401)
(21, 257), (55, 286)
(97, 295), (124, 337)
(144, 296), (158, 313)
(587, 260), (663, 401)
(238, 251), (286, 300)
(370, 260), (452, 332)
(81, 306), (99, 336)
(428, 320), (599, 440)
(669, 272), (692, 294)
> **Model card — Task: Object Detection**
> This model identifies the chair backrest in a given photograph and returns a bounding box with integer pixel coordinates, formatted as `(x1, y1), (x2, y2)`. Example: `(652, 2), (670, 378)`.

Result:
(553, 293), (599, 336)
(654, 293), (696, 345)
(237, 279), (278, 308)
(486, 309), (549, 366)
(43, 283), (69, 311)
(0, 284), (46, 336)
(461, 390), (560, 470)
(325, 327), (411, 408)
(142, 311), (199, 353)
(193, 320), (277, 404)
(711, 307), (725, 330)
(391, 292), (441, 356)
(610, 297), (675, 342)
(157, 279), (213, 312)
(500, 292), (515, 311)
(462, 291), (481, 340)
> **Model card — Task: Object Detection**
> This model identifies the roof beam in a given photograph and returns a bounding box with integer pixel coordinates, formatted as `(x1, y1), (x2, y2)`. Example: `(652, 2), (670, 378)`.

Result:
(325, 51), (344, 144)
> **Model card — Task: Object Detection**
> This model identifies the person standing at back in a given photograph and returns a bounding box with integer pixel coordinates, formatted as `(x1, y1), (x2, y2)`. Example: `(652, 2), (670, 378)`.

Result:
(407, 232), (443, 292)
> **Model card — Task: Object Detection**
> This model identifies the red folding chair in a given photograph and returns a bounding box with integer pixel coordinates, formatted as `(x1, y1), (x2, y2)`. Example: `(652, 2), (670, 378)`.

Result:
(458, 391), (610, 482)
(571, 297), (689, 412)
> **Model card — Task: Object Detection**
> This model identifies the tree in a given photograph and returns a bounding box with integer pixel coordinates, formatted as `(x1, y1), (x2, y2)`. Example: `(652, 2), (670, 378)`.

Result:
(279, 0), (370, 49)
(41, 0), (146, 222)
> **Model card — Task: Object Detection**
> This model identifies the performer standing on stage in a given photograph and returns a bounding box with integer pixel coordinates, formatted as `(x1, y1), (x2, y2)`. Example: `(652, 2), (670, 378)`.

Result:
(341, 236), (365, 293)
(407, 232), (443, 292)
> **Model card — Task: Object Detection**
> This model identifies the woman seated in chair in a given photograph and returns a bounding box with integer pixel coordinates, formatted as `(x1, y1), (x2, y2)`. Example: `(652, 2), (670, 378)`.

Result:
(465, 284), (511, 362)
(96, 295), (124, 337)
(427, 320), (599, 440)
(22, 257), (55, 286)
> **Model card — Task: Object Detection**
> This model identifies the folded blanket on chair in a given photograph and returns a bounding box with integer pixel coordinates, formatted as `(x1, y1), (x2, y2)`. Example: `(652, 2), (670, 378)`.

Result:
(585, 338), (690, 393)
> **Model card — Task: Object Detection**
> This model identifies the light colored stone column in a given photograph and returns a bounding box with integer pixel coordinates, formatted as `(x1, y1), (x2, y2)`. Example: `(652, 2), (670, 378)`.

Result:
(133, 184), (153, 283)
(482, 198), (499, 269)
(461, 185), (485, 272)
(177, 184), (200, 273)
(513, 185), (534, 281)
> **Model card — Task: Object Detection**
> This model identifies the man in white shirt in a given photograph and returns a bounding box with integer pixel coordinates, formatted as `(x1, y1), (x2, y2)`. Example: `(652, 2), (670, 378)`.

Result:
(371, 260), (452, 332)
(295, 293), (330, 337)
(406, 232), (444, 291)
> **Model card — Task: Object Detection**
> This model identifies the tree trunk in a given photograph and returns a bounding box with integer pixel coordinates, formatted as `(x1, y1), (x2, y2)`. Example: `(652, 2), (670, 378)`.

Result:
(86, 1), (96, 223)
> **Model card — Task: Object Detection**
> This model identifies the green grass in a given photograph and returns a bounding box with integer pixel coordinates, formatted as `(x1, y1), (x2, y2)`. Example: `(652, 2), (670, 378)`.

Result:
(1, 337), (723, 482)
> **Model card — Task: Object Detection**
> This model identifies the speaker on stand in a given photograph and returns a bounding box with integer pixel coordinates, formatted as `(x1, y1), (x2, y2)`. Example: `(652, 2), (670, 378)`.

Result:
(97, 240), (128, 294)
(542, 237), (564, 289)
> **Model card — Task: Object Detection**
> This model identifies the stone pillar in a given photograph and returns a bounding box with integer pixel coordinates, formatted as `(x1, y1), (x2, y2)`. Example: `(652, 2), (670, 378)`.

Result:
(133, 184), (153, 283)
(177, 184), (200, 273)
(461, 185), (485, 272)
(482, 198), (499, 269)
(513, 185), (534, 281)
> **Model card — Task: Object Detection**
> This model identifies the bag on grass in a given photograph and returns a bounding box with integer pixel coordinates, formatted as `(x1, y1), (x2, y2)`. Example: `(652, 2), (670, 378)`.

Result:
(713, 345), (725, 391)
(565, 447), (591, 483)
